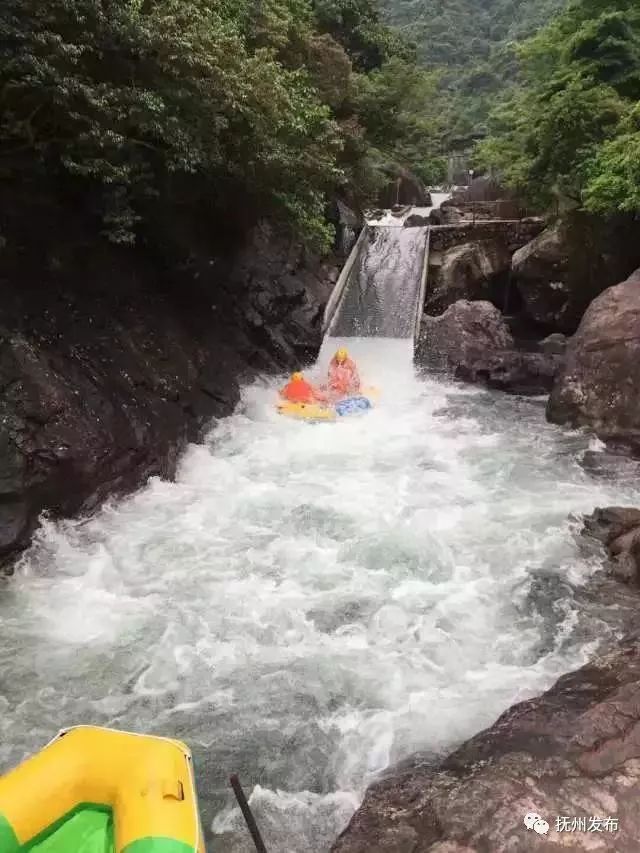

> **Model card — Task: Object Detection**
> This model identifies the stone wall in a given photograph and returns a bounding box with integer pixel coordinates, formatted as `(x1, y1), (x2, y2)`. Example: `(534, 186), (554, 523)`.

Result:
(429, 220), (545, 253)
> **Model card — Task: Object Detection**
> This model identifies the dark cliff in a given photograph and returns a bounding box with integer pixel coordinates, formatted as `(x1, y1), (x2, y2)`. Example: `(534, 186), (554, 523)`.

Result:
(0, 210), (342, 568)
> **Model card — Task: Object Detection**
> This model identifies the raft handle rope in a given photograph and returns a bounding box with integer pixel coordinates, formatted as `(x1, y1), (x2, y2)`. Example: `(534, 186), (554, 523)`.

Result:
(230, 773), (268, 852)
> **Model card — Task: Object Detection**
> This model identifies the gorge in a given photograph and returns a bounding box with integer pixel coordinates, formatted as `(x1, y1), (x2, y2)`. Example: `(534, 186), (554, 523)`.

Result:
(2, 0), (640, 851)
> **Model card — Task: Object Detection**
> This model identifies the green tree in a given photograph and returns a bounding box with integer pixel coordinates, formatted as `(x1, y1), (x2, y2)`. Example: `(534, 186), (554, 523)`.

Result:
(477, 0), (640, 215)
(1, 0), (450, 250)
(0, 0), (345, 247)
(584, 105), (640, 214)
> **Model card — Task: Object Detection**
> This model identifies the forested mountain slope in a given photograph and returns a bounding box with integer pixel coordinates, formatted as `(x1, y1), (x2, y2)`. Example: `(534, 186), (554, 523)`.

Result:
(379, 0), (567, 69)
(479, 0), (640, 216)
(378, 0), (568, 146)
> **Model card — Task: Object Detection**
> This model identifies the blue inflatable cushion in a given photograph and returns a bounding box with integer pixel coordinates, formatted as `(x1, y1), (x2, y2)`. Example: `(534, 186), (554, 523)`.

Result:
(335, 396), (372, 417)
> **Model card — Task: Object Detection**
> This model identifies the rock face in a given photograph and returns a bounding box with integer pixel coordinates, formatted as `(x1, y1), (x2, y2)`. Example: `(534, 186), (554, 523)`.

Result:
(378, 167), (430, 207)
(226, 222), (339, 365)
(404, 214), (430, 228)
(0, 222), (337, 568)
(582, 507), (640, 584)
(539, 332), (568, 356)
(483, 351), (561, 396)
(547, 269), (640, 448)
(332, 639), (640, 852)
(428, 205), (464, 226)
(512, 221), (572, 328)
(326, 198), (363, 255)
(417, 300), (561, 394)
(424, 240), (512, 315)
(418, 300), (513, 369)
(512, 216), (640, 333)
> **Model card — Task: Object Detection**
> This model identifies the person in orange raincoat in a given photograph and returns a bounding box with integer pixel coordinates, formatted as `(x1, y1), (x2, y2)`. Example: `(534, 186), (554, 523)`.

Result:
(326, 348), (360, 399)
(280, 372), (327, 404)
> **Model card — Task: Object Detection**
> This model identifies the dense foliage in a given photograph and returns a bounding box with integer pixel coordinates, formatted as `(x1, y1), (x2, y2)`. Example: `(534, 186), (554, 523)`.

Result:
(7, 0), (628, 247)
(378, 0), (568, 146)
(0, 0), (441, 250)
(477, 0), (640, 216)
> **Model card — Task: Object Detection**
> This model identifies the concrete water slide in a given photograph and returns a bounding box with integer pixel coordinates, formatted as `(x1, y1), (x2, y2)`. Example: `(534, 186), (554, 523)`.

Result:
(323, 224), (430, 342)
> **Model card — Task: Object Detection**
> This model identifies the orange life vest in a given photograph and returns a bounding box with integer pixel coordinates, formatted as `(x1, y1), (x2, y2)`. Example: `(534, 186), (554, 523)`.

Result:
(280, 378), (317, 403)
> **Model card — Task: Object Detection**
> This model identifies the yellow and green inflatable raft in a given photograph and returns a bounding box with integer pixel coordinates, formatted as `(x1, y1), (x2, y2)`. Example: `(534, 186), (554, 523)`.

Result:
(0, 726), (205, 853)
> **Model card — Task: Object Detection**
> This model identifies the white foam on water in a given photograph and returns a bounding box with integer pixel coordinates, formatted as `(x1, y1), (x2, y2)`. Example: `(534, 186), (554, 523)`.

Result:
(366, 194), (451, 226)
(1, 354), (639, 852)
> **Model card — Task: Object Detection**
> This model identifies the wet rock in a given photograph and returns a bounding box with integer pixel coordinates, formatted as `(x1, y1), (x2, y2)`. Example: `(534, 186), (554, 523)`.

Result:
(483, 351), (561, 396)
(0, 222), (337, 568)
(580, 446), (640, 485)
(424, 240), (511, 315)
(610, 552), (639, 584)
(582, 507), (640, 547)
(582, 506), (640, 584)
(547, 269), (640, 449)
(326, 199), (363, 255)
(227, 222), (337, 365)
(539, 333), (568, 356)
(428, 206), (464, 226)
(512, 216), (640, 333)
(332, 639), (640, 853)
(417, 300), (513, 372)
(452, 350), (560, 396)
(512, 221), (572, 328)
(378, 167), (430, 207)
(418, 301), (559, 395)
(404, 214), (430, 228)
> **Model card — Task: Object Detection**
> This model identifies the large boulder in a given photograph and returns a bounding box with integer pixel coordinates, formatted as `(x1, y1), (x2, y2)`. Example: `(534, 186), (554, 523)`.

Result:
(582, 506), (640, 584)
(512, 221), (573, 328)
(539, 332), (568, 356)
(404, 214), (430, 228)
(417, 300), (513, 370)
(483, 351), (561, 396)
(428, 205), (464, 226)
(326, 198), (363, 256)
(418, 301), (562, 394)
(425, 240), (512, 315)
(378, 166), (430, 207)
(513, 216), (640, 333)
(332, 639), (640, 852)
(547, 270), (640, 448)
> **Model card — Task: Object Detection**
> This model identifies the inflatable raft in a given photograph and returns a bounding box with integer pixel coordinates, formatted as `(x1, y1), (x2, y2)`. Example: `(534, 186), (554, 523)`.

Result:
(278, 387), (379, 423)
(0, 726), (205, 853)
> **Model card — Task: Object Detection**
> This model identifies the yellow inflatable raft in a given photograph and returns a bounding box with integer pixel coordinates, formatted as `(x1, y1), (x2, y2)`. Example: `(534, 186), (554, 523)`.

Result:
(277, 386), (380, 422)
(0, 726), (205, 853)
(277, 400), (336, 421)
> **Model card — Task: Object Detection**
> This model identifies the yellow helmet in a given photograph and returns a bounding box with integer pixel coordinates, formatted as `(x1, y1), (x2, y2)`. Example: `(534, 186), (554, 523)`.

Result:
(291, 371), (303, 381)
(335, 348), (348, 363)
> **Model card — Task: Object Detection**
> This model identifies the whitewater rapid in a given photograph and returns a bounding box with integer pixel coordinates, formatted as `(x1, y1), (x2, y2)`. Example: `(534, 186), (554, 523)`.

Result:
(1, 341), (639, 852)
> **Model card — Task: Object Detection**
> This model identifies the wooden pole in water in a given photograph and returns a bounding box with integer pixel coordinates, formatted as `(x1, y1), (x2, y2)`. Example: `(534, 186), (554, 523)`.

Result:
(229, 774), (268, 853)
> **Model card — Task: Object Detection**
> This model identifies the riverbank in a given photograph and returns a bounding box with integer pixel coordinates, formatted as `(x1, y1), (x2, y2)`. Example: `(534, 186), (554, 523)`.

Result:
(0, 220), (340, 570)
(332, 631), (640, 852)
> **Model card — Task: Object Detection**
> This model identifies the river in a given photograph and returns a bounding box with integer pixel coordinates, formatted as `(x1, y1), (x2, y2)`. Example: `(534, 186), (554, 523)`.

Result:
(1, 339), (638, 851)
